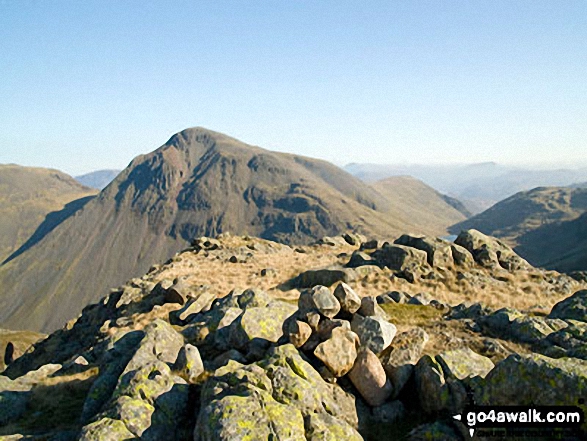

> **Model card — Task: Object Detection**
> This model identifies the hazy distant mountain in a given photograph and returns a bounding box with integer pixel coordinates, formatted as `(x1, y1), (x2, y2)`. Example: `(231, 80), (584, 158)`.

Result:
(345, 162), (587, 213)
(0, 127), (460, 332)
(75, 169), (121, 189)
(371, 176), (469, 235)
(449, 186), (587, 271)
(0, 164), (97, 263)
(569, 181), (587, 189)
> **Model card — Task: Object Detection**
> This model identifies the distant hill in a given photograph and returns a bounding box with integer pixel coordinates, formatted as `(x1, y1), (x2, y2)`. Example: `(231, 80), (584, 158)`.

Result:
(0, 127), (461, 332)
(345, 162), (587, 213)
(0, 164), (97, 262)
(449, 187), (587, 241)
(449, 186), (587, 271)
(75, 169), (121, 189)
(371, 176), (469, 235)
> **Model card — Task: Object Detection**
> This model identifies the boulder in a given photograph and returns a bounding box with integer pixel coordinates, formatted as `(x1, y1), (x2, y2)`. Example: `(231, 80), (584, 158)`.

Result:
(454, 229), (530, 271)
(195, 345), (359, 440)
(78, 418), (136, 441)
(407, 292), (434, 306)
(549, 289), (587, 322)
(380, 327), (429, 395)
(299, 285), (341, 318)
(394, 234), (454, 267)
(435, 347), (494, 380)
(450, 243), (474, 266)
(333, 282), (362, 314)
(347, 251), (376, 268)
(169, 290), (216, 324)
(475, 353), (587, 406)
(164, 279), (191, 305)
(379, 291), (411, 304)
(294, 267), (358, 288)
(305, 412), (363, 440)
(371, 244), (428, 271)
(237, 288), (271, 309)
(316, 318), (351, 341)
(348, 348), (393, 407)
(229, 302), (297, 350)
(173, 344), (204, 383)
(351, 315), (397, 354)
(285, 319), (312, 348)
(372, 400), (405, 424)
(414, 355), (467, 415)
(314, 327), (360, 377)
(357, 296), (387, 318)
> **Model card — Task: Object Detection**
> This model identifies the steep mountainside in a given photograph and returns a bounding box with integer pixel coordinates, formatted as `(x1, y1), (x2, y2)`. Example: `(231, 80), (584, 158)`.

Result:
(370, 176), (469, 235)
(515, 212), (587, 272)
(449, 186), (587, 270)
(0, 165), (97, 262)
(0, 128), (456, 333)
(75, 169), (121, 190)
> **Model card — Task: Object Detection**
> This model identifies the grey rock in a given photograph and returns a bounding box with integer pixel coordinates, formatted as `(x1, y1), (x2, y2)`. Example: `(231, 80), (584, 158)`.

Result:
(333, 282), (362, 314)
(358, 296), (387, 318)
(299, 285), (341, 318)
(549, 289), (587, 322)
(351, 314), (397, 354)
(407, 292), (434, 306)
(174, 344), (204, 383)
(394, 234), (454, 267)
(314, 327), (360, 377)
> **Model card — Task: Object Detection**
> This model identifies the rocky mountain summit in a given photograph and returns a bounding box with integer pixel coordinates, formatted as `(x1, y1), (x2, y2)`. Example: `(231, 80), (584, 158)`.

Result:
(1, 230), (586, 440)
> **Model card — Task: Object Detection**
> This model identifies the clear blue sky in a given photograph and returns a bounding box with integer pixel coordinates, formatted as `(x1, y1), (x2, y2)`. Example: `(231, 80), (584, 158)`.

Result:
(1, 0), (586, 175)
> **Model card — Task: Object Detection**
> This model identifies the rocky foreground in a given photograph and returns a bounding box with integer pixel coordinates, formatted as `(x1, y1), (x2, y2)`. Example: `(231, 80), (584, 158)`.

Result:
(1, 230), (587, 440)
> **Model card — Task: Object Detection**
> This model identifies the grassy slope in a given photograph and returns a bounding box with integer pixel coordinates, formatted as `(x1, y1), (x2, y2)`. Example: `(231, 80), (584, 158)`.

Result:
(0, 165), (97, 262)
(371, 176), (468, 236)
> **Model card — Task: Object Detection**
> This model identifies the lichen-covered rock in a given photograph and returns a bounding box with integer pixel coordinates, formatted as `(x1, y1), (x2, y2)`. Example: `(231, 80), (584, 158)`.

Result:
(169, 290), (216, 324)
(333, 282), (362, 314)
(475, 353), (587, 406)
(299, 285), (341, 318)
(351, 315), (397, 354)
(228, 302), (297, 350)
(78, 417), (136, 441)
(436, 347), (494, 380)
(174, 344), (204, 383)
(380, 327), (429, 396)
(314, 327), (360, 377)
(414, 355), (467, 415)
(237, 288), (271, 309)
(549, 290), (587, 322)
(305, 412), (363, 441)
(195, 345), (359, 440)
(394, 234), (454, 267)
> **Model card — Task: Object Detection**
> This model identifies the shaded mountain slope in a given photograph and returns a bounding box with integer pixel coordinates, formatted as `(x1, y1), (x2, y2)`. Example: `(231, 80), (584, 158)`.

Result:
(449, 187), (587, 241)
(449, 186), (587, 270)
(75, 169), (121, 190)
(515, 212), (587, 272)
(370, 176), (469, 235)
(0, 165), (97, 262)
(0, 127), (449, 333)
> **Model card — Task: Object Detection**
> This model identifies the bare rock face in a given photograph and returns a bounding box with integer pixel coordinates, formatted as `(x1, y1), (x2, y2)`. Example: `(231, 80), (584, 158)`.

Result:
(314, 327), (360, 377)
(333, 282), (362, 314)
(348, 348), (393, 407)
(351, 315), (397, 354)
